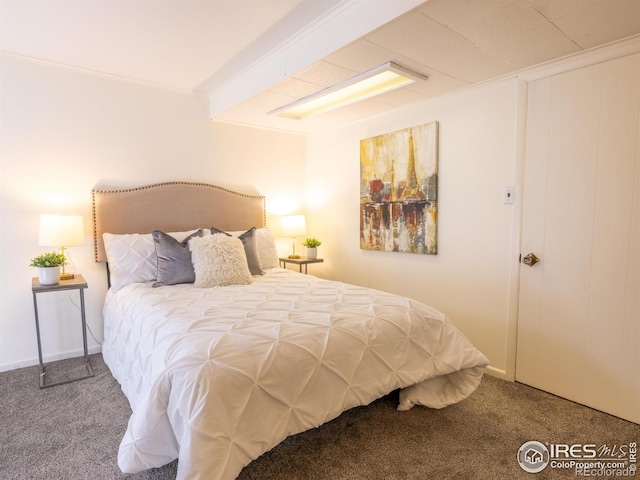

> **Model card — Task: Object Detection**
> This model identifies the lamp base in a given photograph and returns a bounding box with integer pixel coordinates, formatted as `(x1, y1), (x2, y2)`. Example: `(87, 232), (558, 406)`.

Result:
(60, 272), (75, 280)
(288, 254), (301, 259)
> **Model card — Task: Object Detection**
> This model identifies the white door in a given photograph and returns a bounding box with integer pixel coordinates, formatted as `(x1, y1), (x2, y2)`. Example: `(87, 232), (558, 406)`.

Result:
(516, 53), (640, 424)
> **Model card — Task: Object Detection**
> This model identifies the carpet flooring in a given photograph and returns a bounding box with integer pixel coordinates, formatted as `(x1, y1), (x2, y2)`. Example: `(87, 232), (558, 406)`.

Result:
(1, 354), (638, 479)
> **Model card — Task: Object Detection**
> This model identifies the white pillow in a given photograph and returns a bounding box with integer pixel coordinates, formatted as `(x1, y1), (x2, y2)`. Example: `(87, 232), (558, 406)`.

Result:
(189, 234), (254, 287)
(103, 233), (156, 292)
(103, 229), (200, 292)
(255, 227), (279, 269)
(227, 227), (278, 269)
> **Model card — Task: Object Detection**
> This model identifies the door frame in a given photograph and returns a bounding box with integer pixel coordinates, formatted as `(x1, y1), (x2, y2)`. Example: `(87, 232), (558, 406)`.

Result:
(501, 36), (640, 382)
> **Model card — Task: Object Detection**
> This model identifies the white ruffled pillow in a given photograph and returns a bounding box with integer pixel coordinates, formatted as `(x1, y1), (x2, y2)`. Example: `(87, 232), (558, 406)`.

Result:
(189, 234), (254, 287)
(103, 233), (156, 292)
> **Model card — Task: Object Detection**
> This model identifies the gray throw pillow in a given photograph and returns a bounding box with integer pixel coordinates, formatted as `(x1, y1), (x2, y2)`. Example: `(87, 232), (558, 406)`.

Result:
(152, 229), (203, 287)
(210, 227), (264, 275)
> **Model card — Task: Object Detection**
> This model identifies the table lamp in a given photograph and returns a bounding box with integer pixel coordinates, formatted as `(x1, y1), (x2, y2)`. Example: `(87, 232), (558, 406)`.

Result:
(39, 214), (85, 280)
(281, 215), (306, 259)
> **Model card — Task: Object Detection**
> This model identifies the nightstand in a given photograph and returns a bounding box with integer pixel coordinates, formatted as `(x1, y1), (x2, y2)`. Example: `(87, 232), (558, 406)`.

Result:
(278, 257), (324, 274)
(31, 274), (94, 388)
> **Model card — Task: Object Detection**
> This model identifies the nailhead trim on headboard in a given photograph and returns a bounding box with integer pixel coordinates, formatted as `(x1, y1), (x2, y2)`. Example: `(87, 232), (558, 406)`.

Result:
(92, 181), (266, 263)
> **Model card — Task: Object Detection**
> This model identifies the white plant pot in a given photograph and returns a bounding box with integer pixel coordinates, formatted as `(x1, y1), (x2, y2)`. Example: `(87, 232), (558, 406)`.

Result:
(38, 266), (61, 285)
(305, 247), (317, 260)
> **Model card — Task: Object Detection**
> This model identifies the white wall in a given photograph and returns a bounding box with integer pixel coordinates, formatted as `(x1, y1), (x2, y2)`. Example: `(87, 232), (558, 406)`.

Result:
(0, 53), (523, 377)
(3, 39), (636, 385)
(305, 79), (523, 377)
(0, 55), (306, 371)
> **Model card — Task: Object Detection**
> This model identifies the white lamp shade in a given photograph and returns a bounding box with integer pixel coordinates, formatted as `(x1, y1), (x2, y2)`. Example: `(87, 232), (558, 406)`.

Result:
(281, 215), (307, 237)
(39, 214), (85, 247)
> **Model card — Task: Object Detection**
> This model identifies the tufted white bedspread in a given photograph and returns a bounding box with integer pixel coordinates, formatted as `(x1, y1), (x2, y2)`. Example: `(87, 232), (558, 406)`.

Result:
(103, 268), (489, 480)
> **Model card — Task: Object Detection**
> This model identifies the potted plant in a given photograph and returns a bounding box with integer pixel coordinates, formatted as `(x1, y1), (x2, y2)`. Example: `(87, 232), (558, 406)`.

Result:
(29, 251), (67, 285)
(302, 238), (322, 260)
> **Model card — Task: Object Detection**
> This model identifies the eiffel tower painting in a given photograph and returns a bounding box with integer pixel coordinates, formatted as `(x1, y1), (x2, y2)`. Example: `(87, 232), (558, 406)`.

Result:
(360, 121), (438, 254)
(400, 130), (426, 201)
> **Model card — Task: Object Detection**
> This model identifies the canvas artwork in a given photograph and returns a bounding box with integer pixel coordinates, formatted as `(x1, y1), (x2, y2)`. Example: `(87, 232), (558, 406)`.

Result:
(360, 121), (438, 254)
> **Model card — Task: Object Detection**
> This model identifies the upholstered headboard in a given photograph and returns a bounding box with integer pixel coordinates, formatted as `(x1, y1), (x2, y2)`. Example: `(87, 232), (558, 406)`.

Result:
(92, 181), (266, 262)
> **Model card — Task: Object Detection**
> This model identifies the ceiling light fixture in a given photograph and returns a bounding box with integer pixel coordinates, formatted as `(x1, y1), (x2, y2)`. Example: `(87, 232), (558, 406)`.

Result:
(268, 61), (427, 120)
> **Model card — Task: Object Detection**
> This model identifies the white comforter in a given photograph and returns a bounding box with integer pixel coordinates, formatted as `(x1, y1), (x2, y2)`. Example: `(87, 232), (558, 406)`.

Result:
(103, 268), (488, 480)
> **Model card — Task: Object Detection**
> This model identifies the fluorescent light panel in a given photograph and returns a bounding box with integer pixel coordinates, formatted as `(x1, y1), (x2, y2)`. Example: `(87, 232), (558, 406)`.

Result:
(269, 61), (427, 119)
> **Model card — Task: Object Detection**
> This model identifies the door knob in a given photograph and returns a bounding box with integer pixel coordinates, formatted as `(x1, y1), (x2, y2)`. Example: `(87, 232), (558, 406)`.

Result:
(522, 252), (540, 267)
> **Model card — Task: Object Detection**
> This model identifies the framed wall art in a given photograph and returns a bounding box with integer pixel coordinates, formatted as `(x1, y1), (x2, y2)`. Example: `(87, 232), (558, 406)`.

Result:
(360, 121), (438, 254)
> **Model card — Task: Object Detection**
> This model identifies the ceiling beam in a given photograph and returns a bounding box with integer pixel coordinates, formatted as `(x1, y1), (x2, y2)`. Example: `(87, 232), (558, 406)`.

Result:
(208, 0), (427, 118)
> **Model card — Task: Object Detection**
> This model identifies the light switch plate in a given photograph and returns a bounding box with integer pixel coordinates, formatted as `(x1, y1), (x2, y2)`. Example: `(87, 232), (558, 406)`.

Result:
(504, 186), (515, 204)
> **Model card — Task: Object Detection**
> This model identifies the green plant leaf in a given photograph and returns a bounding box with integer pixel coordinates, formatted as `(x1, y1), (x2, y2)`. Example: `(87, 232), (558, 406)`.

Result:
(29, 251), (67, 268)
(302, 237), (321, 248)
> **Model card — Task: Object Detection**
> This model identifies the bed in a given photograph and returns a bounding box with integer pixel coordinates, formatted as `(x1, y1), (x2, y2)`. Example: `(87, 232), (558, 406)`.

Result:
(92, 181), (489, 480)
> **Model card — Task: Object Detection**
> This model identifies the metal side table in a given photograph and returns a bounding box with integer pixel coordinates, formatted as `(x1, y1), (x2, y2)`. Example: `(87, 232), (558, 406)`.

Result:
(31, 274), (94, 388)
(278, 257), (324, 274)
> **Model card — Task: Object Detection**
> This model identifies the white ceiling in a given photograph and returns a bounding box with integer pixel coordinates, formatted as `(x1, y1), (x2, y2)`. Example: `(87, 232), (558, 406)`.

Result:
(2, 0), (640, 135)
